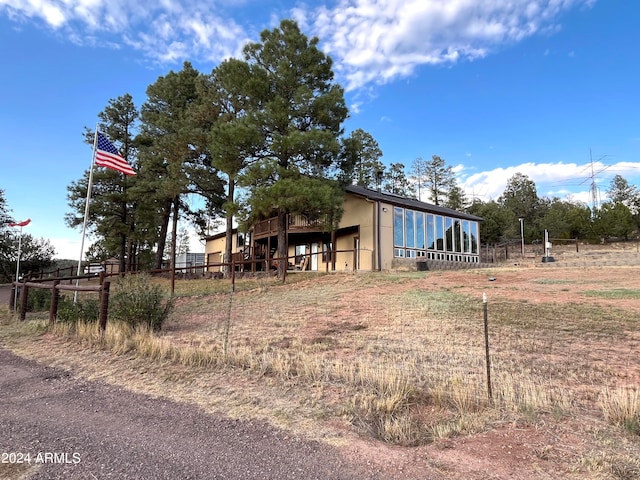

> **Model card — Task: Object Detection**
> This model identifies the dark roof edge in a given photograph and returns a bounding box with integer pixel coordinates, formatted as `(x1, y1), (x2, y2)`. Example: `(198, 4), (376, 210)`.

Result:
(345, 185), (483, 221)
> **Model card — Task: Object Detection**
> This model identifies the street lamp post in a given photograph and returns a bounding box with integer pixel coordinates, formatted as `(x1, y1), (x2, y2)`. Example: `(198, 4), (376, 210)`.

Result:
(518, 218), (525, 258)
(9, 218), (31, 311)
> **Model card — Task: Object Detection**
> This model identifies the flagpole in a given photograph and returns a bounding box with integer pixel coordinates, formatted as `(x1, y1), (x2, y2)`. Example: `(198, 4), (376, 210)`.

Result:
(13, 225), (23, 311)
(75, 126), (99, 302)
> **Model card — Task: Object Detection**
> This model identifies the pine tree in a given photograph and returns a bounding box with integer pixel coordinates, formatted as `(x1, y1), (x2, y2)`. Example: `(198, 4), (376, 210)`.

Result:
(237, 20), (349, 277)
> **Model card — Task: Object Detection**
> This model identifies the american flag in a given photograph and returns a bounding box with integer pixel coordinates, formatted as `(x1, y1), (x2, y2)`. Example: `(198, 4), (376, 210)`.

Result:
(95, 131), (136, 175)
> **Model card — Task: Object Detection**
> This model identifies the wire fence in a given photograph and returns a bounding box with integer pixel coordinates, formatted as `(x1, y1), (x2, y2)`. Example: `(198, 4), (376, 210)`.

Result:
(162, 274), (639, 414)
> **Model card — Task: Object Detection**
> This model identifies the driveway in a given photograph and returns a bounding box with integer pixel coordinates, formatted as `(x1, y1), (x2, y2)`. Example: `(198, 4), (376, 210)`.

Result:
(0, 347), (374, 480)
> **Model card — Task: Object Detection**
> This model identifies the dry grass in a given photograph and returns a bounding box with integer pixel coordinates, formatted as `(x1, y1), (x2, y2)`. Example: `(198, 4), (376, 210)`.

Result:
(2, 266), (640, 479)
(600, 387), (640, 434)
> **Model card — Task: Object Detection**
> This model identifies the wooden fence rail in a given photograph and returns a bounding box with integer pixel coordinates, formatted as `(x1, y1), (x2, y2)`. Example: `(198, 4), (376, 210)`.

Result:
(11, 279), (110, 332)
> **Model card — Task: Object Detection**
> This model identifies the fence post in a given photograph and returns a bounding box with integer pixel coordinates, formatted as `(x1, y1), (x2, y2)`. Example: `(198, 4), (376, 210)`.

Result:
(483, 293), (493, 404)
(19, 283), (29, 321)
(49, 280), (60, 326)
(282, 256), (287, 284)
(9, 285), (15, 311)
(99, 281), (110, 333)
(231, 258), (236, 293)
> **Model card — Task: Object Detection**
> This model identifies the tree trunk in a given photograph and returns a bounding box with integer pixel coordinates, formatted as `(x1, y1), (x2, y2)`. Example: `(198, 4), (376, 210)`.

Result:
(223, 180), (235, 279)
(154, 199), (173, 270)
(119, 183), (128, 274)
(277, 209), (287, 279)
(170, 196), (179, 273)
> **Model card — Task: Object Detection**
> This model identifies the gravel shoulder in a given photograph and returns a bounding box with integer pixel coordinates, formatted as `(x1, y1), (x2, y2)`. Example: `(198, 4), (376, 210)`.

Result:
(0, 347), (376, 480)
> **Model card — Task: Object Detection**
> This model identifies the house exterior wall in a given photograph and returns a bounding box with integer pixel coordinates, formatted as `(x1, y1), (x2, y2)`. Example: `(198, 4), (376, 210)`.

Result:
(203, 188), (481, 273)
(204, 231), (243, 271)
(336, 193), (374, 271)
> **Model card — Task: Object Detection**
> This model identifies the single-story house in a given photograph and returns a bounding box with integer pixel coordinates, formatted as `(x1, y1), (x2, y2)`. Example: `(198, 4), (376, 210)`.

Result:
(204, 185), (482, 272)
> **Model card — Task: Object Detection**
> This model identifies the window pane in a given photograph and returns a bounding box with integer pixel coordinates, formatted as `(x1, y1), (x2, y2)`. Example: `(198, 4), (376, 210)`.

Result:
(454, 220), (462, 253)
(416, 212), (425, 249)
(426, 214), (435, 250)
(445, 217), (454, 252)
(463, 220), (471, 253)
(471, 222), (478, 254)
(393, 207), (404, 247)
(435, 215), (444, 251)
(405, 210), (415, 248)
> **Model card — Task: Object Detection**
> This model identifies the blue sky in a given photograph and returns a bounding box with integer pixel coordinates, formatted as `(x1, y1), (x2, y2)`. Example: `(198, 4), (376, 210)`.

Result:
(1, 0), (639, 259)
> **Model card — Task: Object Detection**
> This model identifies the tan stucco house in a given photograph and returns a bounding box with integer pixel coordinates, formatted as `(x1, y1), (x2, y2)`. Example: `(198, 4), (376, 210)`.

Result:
(204, 185), (482, 272)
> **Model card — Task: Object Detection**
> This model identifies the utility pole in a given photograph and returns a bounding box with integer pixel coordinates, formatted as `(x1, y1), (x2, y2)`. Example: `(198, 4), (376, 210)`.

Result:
(519, 218), (525, 258)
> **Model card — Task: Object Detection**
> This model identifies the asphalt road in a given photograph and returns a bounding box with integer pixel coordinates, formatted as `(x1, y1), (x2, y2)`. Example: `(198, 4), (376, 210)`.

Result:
(0, 347), (372, 480)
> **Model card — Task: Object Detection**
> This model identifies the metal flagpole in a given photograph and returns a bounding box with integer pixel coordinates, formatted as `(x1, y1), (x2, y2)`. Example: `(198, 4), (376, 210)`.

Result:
(13, 225), (23, 311)
(75, 125), (99, 302)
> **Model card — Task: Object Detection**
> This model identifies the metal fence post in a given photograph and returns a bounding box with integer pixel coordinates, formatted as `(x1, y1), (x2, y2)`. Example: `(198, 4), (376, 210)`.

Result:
(483, 293), (493, 404)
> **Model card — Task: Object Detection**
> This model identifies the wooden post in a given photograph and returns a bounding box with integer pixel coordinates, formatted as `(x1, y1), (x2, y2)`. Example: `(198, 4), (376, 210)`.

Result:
(19, 283), (29, 321)
(9, 286), (15, 311)
(49, 280), (60, 326)
(170, 263), (176, 297)
(282, 255), (287, 284)
(99, 281), (110, 333)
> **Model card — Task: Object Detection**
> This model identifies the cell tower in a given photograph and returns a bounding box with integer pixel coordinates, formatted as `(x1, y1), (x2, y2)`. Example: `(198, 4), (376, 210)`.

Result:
(581, 148), (609, 213)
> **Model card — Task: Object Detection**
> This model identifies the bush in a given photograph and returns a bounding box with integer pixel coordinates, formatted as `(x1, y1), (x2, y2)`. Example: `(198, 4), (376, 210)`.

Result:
(26, 287), (51, 312)
(109, 274), (173, 330)
(57, 296), (100, 323)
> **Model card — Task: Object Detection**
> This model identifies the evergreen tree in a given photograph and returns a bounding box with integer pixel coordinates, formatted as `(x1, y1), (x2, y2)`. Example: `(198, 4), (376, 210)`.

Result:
(499, 173), (539, 221)
(425, 155), (455, 206)
(607, 175), (640, 229)
(65, 94), (140, 272)
(444, 183), (468, 211)
(195, 58), (264, 276)
(340, 129), (384, 188)
(237, 20), (349, 277)
(593, 202), (636, 240)
(383, 162), (415, 197)
(410, 157), (427, 200)
(138, 62), (224, 269)
(467, 199), (516, 244)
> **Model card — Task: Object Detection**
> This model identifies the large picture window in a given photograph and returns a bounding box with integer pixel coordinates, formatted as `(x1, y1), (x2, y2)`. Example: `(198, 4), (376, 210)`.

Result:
(445, 217), (454, 252)
(435, 215), (444, 251)
(463, 220), (471, 253)
(426, 214), (435, 250)
(393, 207), (404, 247)
(416, 212), (425, 249)
(405, 210), (415, 248)
(392, 207), (480, 261)
(454, 220), (462, 253)
(471, 222), (479, 254)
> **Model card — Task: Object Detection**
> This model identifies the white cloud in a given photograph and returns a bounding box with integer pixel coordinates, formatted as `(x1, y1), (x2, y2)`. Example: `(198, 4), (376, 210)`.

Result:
(0, 0), (249, 64)
(303, 0), (596, 90)
(1, 0), (596, 89)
